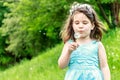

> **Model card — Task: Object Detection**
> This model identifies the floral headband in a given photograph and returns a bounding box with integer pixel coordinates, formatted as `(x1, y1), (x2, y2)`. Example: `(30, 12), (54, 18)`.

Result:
(69, 3), (93, 16)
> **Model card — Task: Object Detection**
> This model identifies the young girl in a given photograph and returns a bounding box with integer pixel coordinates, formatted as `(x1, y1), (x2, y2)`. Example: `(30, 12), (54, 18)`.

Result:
(58, 2), (111, 80)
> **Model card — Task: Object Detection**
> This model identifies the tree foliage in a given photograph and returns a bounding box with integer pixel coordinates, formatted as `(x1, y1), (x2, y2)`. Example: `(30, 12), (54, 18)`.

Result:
(0, 0), (69, 66)
(0, 1), (12, 66)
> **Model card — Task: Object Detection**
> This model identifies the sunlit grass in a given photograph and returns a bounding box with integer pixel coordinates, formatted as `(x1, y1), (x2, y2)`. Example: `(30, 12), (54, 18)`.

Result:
(102, 28), (120, 80)
(0, 43), (66, 80)
(0, 28), (120, 80)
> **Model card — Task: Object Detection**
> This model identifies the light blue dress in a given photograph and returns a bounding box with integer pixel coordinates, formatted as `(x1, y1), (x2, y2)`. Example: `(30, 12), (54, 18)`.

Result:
(64, 40), (103, 80)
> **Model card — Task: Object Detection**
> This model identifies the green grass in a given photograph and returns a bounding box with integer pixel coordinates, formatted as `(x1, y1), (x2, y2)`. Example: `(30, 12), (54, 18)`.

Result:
(0, 44), (66, 80)
(0, 28), (120, 80)
(102, 28), (120, 80)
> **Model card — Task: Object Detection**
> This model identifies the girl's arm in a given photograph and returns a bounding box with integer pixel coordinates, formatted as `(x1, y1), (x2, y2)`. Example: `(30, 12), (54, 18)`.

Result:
(58, 42), (78, 69)
(98, 42), (111, 80)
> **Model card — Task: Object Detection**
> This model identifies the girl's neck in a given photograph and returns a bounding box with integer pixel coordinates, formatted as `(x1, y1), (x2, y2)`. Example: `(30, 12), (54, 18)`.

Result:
(75, 37), (93, 45)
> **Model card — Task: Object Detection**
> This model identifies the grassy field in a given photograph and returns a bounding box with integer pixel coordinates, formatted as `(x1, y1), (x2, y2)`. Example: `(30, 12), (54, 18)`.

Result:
(0, 28), (120, 80)
(0, 43), (66, 80)
(102, 28), (120, 80)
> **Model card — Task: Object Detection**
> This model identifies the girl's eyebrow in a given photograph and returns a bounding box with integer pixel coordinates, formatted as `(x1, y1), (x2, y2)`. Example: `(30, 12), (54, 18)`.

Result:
(74, 20), (79, 22)
(82, 20), (88, 22)
(73, 20), (80, 23)
(74, 19), (89, 22)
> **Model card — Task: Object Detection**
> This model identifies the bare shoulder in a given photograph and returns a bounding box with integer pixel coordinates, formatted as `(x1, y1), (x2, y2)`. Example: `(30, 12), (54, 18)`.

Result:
(64, 40), (73, 46)
(98, 41), (104, 48)
(62, 41), (70, 50)
(97, 41), (106, 54)
(64, 41), (69, 46)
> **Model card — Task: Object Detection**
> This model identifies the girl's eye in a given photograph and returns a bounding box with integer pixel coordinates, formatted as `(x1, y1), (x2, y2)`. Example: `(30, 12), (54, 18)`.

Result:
(83, 21), (88, 24)
(75, 21), (79, 25)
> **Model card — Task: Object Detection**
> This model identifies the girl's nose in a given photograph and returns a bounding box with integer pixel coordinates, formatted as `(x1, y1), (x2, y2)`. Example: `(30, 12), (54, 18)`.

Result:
(78, 24), (83, 28)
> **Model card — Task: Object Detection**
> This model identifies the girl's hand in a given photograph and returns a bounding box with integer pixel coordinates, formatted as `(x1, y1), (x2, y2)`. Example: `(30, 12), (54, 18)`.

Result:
(67, 42), (78, 53)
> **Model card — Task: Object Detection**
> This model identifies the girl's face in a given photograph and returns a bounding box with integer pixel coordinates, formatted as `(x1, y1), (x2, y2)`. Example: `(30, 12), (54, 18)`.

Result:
(72, 12), (94, 39)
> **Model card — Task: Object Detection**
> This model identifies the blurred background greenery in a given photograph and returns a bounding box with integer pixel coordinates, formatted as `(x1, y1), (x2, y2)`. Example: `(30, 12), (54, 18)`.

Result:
(0, 0), (120, 80)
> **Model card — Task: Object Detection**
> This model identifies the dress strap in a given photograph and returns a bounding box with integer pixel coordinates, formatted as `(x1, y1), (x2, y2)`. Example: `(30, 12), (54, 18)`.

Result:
(67, 39), (74, 43)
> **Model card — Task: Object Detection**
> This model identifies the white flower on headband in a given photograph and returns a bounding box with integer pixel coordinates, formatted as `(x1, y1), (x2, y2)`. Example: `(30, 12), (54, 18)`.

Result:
(69, 3), (93, 15)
